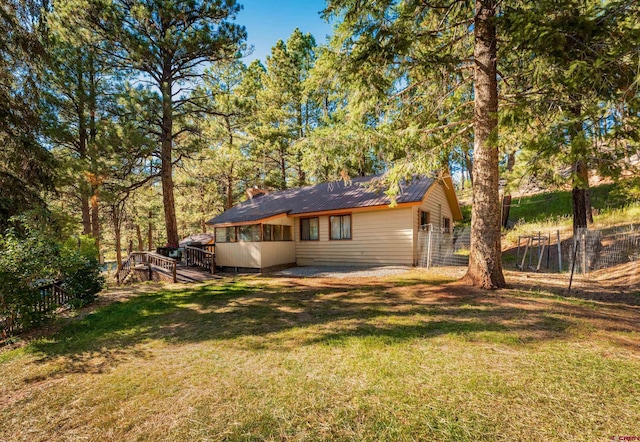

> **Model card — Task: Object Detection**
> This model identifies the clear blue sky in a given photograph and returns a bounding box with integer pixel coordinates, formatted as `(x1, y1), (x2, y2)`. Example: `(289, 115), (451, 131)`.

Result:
(236, 0), (335, 63)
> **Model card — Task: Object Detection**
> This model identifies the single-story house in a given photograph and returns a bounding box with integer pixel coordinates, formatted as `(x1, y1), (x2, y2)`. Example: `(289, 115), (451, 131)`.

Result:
(205, 174), (463, 272)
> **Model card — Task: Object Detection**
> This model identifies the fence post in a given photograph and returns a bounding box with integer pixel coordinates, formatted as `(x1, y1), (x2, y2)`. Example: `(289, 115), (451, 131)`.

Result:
(426, 226), (432, 269)
(172, 262), (177, 283)
(582, 230), (587, 275)
(557, 230), (562, 272)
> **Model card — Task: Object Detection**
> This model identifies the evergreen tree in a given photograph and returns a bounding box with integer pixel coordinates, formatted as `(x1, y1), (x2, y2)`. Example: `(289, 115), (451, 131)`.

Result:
(501, 0), (640, 230)
(0, 0), (55, 228)
(64, 0), (247, 246)
(323, 0), (506, 288)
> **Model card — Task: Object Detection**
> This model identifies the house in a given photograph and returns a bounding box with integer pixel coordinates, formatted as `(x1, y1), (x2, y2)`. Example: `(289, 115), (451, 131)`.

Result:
(205, 174), (463, 272)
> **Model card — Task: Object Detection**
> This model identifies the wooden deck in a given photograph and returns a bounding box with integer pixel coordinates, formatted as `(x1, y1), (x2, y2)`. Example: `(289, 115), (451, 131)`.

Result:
(175, 264), (222, 283)
(117, 248), (218, 285)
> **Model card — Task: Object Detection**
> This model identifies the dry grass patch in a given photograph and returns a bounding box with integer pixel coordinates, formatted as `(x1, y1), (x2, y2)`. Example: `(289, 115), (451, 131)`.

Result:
(1, 271), (640, 441)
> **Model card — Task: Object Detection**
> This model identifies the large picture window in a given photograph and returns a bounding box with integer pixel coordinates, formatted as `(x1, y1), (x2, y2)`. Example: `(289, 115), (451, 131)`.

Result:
(300, 217), (319, 241)
(215, 226), (237, 243)
(262, 224), (292, 241)
(329, 214), (351, 240)
(239, 224), (261, 242)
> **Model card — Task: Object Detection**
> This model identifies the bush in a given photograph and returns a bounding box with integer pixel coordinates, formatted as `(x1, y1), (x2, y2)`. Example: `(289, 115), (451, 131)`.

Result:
(0, 226), (104, 336)
(0, 228), (59, 334)
(60, 253), (105, 305)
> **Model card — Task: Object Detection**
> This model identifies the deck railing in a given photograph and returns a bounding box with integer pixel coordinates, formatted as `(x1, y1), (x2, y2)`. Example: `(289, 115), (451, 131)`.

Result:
(115, 252), (148, 285)
(146, 252), (178, 282)
(185, 246), (215, 274)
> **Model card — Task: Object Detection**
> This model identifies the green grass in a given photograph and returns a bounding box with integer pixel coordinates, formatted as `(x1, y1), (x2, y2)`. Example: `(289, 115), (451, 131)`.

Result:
(1, 274), (640, 441)
(508, 181), (639, 224)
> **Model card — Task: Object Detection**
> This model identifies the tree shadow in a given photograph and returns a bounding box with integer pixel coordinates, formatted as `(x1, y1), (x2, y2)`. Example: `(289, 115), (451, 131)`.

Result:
(26, 275), (640, 375)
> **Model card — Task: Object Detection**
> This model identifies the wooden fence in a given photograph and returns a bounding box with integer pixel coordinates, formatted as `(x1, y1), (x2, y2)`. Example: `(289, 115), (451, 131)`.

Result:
(1, 280), (74, 337)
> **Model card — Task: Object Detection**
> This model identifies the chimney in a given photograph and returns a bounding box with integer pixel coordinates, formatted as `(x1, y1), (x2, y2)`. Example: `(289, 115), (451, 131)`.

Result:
(246, 186), (268, 200)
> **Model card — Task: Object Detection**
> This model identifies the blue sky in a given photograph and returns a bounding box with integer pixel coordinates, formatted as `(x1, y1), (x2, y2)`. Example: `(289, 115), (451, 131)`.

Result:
(237, 0), (335, 63)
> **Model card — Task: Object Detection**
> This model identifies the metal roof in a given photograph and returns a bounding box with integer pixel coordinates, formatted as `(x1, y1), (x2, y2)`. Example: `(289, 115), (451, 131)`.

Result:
(206, 175), (435, 226)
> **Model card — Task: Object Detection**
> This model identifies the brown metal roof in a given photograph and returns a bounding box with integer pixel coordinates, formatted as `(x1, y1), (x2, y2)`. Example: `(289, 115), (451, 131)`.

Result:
(206, 175), (435, 226)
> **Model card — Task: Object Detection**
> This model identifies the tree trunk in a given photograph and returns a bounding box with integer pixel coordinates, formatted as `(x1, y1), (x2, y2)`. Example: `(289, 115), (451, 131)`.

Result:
(81, 193), (91, 235)
(113, 206), (122, 268)
(463, 0), (506, 289)
(90, 191), (100, 252)
(77, 64), (91, 235)
(136, 224), (144, 250)
(280, 147), (287, 189)
(160, 69), (179, 247)
(586, 187), (593, 224)
(148, 211), (153, 251)
(226, 165), (234, 209)
(572, 160), (589, 230)
(569, 103), (591, 231)
(88, 51), (101, 253)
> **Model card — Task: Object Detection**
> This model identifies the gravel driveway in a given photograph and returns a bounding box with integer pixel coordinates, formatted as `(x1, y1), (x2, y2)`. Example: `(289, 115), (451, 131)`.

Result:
(274, 265), (412, 279)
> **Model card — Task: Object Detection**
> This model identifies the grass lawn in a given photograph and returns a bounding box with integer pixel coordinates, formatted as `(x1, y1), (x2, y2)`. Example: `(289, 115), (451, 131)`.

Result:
(507, 180), (639, 225)
(2, 271), (640, 441)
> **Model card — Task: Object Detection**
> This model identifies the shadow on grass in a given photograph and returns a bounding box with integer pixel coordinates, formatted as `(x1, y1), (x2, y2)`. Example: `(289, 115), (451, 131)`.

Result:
(26, 275), (640, 374)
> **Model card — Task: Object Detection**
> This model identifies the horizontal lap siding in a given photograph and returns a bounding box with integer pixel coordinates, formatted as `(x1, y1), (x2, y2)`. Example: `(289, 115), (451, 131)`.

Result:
(294, 208), (413, 266)
(412, 182), (455, 264)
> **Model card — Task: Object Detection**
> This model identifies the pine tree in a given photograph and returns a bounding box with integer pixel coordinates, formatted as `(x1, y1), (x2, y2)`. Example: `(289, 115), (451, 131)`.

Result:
(0, 0), (55, 228)
(64, 0), (247, 246)
(323, 0), (506, 288)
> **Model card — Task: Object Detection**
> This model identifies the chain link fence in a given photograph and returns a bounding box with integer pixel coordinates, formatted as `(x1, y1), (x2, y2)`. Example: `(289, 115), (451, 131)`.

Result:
(417, 225), (471, 268)
(570, 225), (640, 274)
(417, 223), (640, 277)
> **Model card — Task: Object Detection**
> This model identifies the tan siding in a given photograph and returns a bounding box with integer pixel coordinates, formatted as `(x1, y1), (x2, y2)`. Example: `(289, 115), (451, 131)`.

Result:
(261, 241), (296, 268)
(215, 242), (262, 268)
(294, 208), (413, 266)
(412, 182), (455, 263)
(262, 216), (293, 226)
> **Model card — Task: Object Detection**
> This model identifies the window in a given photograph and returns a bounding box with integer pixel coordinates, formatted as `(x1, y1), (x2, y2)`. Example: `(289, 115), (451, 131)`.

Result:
(420, 210), (431, 229)
(300, 217), (319, 240)
(239, 224), (261, 242)
(273, 225), (283, 241)
(262, 224), (272, 241)
(215, 226), (237, 243)
(262, 224), (292, 241)
(442, 217), (451, 234)
(329, 214), (351, 240)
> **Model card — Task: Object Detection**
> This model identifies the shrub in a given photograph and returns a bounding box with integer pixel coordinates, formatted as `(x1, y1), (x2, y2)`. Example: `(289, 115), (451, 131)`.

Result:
(0, 226), (104, 336)
(60, 252), (105, 305)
